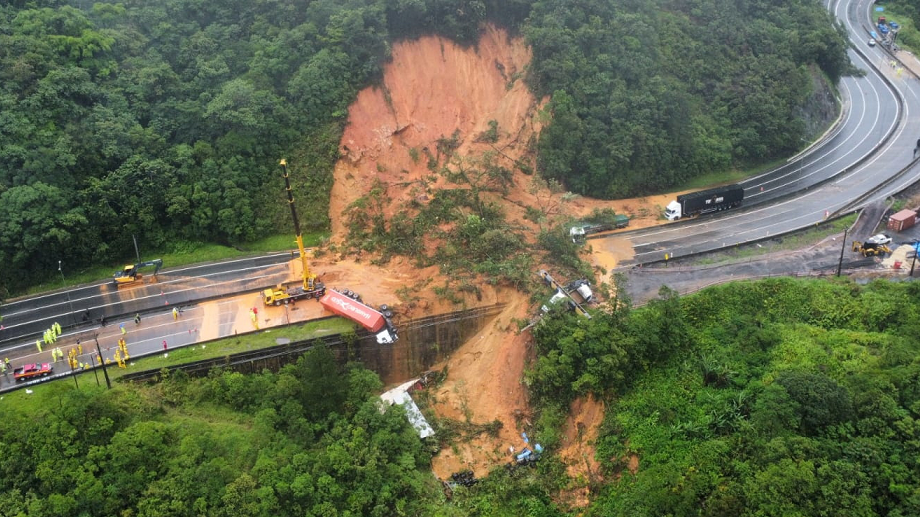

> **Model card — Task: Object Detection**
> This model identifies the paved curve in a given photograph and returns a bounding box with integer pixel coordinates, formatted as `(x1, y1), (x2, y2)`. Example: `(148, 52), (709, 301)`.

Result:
(592, 0), (920, 267)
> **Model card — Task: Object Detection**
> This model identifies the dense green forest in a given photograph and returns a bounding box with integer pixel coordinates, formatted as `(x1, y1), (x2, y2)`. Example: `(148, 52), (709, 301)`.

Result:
(0, 350), (444, 516)
(3, 277), (919, 515)
(0, 0), (847, 295)
(530, 278), (920, 516)
(530, 0), (850, 197)
(0, 0), (525, 295)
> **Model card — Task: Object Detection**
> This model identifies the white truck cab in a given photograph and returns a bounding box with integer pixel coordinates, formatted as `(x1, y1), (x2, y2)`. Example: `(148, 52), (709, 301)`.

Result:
(664, 200), (682, 221)
(574, 282), (593, 303)
(376, 329), (396, 344)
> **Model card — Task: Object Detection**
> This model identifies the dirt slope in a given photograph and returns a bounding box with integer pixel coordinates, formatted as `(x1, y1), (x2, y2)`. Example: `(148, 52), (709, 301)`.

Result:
(327, 25), (667, 501)
(331, 25), (536, 236)
(330, 25), (670, 243)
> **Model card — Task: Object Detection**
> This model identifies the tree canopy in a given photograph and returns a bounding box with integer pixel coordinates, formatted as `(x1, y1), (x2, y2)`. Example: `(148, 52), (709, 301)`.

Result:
(526, 0), (850, 197)
(0, 350), (441, 516)
(526, 277), (920, 516)
(0, 0), (849, 292)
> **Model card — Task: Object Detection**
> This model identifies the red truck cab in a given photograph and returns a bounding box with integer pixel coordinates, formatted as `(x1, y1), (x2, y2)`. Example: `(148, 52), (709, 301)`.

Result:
(13, 363), (53, 381)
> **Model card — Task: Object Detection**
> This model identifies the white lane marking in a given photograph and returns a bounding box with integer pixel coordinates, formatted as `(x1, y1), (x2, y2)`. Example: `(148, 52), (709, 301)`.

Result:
(0, 272), (280, 334)
(747, 55), (894, 198)
(1, 252), (294, 309)
(743, 76), (871, 193)
(3, 263), (291, 319)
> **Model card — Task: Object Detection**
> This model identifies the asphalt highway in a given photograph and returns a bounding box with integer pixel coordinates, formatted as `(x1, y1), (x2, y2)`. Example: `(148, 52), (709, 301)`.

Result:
(0, 253), (295, 345)
(594, 0), (920, 266)
(740, 54), (897, 207)
(0, 296), (260, 390)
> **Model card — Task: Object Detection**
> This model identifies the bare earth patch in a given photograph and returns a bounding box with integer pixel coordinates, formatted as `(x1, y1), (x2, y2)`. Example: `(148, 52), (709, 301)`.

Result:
(324, 25), (673, 496)
(427, 291), (530, 480)
(556, 395), (607, 508)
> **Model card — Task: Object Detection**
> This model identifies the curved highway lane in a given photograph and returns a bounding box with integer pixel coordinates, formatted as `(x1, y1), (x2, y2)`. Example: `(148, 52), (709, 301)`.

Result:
(593, 0), (920, 266)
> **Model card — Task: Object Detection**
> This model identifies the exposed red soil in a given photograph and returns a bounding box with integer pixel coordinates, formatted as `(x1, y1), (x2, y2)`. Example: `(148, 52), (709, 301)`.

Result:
(329, 25), (672, 250)
(556, 395), (607, 507)
(330, 25), (538, 237)
(323, 25), (668, 501)
(427, 292), (530, 479)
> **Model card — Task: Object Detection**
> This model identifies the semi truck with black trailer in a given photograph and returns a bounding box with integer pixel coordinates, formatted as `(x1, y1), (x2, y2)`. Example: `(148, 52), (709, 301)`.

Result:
(664, 184), (744, 221)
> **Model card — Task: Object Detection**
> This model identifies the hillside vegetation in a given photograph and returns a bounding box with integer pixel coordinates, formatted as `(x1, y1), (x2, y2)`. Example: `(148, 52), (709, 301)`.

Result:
(2, 278), (918, 515)
(530, 278), (920, 515)
(0, 0), (847, 295)
(529, 0), (849, 197)
(0, 350), (443, 516)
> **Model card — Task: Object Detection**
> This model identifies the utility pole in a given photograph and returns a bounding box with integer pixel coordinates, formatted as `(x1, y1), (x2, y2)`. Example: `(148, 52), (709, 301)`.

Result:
(93, 333), (112, 389)
(911, 244), (918, 277)
(69, 362), (79, 389)
(836, 227), (848, 277)
(58, 261), (77, 325)
(89, 354), (100, 387)
(133, 234), (141, 263)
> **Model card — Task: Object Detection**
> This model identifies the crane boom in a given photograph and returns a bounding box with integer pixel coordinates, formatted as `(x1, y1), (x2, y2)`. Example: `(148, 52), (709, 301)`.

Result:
(279, 159), (315, 289)
(261, 159), (326, 306)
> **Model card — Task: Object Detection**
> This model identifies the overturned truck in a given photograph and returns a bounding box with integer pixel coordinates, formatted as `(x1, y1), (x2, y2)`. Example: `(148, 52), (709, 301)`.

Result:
(319, 290), (398, 344)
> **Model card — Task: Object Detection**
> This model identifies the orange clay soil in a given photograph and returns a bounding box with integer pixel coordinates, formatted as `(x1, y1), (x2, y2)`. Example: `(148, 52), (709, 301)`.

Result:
(555, 395), (608, 507)
(324, 25), (674, 504)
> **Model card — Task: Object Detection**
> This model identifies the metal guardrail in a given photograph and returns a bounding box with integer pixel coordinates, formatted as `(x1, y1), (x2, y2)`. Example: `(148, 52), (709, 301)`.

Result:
(602, 22), (910, 265)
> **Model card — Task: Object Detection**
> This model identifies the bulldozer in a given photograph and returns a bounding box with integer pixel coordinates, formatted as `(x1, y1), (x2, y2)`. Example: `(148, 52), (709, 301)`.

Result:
(852, 241), (891, 257)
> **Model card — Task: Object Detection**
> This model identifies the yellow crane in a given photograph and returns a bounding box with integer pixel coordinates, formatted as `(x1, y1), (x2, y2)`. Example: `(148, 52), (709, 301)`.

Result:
(262, 159), (326, 305)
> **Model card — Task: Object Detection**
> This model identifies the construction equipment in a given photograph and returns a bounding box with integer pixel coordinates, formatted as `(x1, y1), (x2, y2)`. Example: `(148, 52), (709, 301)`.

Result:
(538, 269), (592, 318)
(852, 241), (891, 257)
(112, 259), (163, 285)
(263, 159), (327, 306)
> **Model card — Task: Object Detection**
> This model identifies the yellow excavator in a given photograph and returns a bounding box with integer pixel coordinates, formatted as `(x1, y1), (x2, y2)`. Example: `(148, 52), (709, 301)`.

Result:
(112, 259), (163, 286)
(263, 159), (326, 305)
